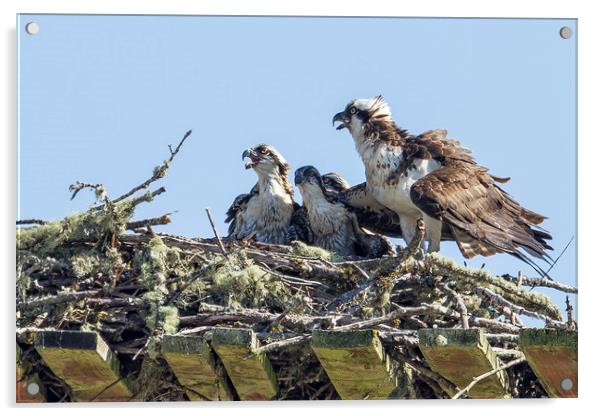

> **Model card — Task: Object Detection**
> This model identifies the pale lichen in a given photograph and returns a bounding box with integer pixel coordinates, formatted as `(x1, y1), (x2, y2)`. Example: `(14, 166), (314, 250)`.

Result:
(206, 251), (305, 311)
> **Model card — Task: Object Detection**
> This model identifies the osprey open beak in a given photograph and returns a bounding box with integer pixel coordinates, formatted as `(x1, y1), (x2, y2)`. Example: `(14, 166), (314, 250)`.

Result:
(332, 111), (350, 131)
(242, 148), (259, 170)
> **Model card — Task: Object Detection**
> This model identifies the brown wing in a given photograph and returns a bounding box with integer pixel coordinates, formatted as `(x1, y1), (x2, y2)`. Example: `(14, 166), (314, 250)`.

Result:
(387, 129), (476, 185)
(338, 182), (403, 238)
(225, 183), (258, 236)
(341, 182), (455, 241)
(407, 129), (476, 165)
(348, 213), (394, 258)
(410, 162), (552, 262)
(287, 203), (313, 244)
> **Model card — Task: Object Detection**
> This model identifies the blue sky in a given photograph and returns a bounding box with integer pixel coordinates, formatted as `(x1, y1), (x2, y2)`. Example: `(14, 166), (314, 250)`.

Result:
(17, 15), (577, 319)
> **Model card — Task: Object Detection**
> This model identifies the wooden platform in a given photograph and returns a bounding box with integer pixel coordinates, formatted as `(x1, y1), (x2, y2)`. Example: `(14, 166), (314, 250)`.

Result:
(22, 327), (579, 401)
(16, 345), (45, 403)
(162, 335), (234, 401)
(311, 330), (400, 399)
(419, 328), (509, 398)
(211, 328), (278, 400)
(34, 330), (133, 402)
(519, 329), (578, 398)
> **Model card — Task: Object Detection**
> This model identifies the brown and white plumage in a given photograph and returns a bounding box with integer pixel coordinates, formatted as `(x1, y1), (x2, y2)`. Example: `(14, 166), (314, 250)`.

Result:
(226, 144), (298, 244)
(333, 96), (553, 270)
(294, 166), (393, 258)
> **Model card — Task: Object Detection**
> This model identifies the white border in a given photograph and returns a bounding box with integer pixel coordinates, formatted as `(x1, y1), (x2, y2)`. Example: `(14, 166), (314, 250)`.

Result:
(3, 1), (600, 415)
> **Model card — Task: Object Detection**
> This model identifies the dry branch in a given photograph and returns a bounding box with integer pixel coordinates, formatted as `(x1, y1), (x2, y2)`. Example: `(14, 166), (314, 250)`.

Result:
(475, 286), (566, 327)
(442, 283), (469, 329)
(502, 273), (577, 294)
(112, 130), (192, 205)
(126, 214), (172, 231)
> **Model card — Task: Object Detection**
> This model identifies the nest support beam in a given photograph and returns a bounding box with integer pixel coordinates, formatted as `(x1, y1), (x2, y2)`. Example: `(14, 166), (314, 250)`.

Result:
(34, 330), (133, 402)
(418, 328), (510, 398)
(16, 344), (46, 403)
(211, 328), (278, 400)
(161, 335), (234, 401)
(311, 329), (400, 399)
(519, 329), (578, 398)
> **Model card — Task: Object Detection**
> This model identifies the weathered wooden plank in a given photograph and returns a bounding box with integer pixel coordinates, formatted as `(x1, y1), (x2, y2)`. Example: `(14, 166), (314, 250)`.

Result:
(34, 330), (133, 402)
(16, 345), (46, 403)
(419, 328), (509, 398)
(161, 335), (234, 401)
(519, 329), (578, 398)
(311, 330), (400, 399)
(211, 328), (278, 400)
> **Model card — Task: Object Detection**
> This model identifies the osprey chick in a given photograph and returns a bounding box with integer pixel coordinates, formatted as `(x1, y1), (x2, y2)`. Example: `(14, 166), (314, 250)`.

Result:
(332, 96), (553, 270)
(294, 165), (393, 258)
(226, 144), (297, 244)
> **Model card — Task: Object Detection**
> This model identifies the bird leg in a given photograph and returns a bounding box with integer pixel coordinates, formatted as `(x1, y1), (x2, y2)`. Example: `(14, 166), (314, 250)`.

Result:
(424, 216), (442, 253)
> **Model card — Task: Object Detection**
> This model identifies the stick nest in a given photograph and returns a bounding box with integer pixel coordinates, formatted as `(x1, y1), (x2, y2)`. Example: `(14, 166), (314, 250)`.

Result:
(16, 130), (576, 401)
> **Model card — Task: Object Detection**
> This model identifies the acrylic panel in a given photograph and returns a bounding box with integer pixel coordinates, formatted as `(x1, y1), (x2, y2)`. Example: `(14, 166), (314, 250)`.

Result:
(16, 14), (577, 402)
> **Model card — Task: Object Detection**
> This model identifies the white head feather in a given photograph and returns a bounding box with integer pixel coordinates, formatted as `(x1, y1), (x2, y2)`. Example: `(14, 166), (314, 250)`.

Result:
(353, 96), (392, 120)
(345, 96), (393, 143)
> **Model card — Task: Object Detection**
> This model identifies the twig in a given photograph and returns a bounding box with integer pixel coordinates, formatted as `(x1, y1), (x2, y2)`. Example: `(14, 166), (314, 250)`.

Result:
(475, 287), (565, 326)
(205, 208), (228, 256)
(469, 317), (520, 333)
(325, 218), (424, 313)
(392, 350), (459, 398)
(17, 290), (102, 310)
(166, 130), (193, 162)
(89, 376), (125, 401)
(324, 269), (394, 312)
(425, 254), (563, 320)
(126, 214), (172, 231)
(402, 217), (425, 261)
(132, 338), (150, 361)
(442, 283), (469, 329)
(130, 187), (166, 207)
(492, 348), (525, 359)
(545, 236), (574, 276)
(451, 357), (526, 399)
(502, 273), (577, 294)
(181, 385), (212, 402)
(164, 263), (213, 305)
(332, 303), (459, 331)
(68, 181), (107, 203)
(247, 334), (311, 358)
(112, 130), (192, 205)
(324, 261), (414, 312)
(257, 265), (328, 288)
(517, 271), (524, 287)
(565, 296), (577, 330)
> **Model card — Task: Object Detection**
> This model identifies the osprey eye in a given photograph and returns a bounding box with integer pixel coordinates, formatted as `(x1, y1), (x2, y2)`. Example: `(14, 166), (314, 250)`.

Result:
(349, 106), (357, 115)
(259, 148), (268, 155)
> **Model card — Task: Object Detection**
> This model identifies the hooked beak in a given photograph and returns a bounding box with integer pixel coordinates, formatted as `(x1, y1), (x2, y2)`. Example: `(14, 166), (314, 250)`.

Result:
(332, 111), (350, 131)
(294, 166), (326, 193)
(242, 148), (260, 169)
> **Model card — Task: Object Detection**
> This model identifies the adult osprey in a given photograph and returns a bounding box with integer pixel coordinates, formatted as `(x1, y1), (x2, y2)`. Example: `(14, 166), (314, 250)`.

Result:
(226, 144), (301, 244)
(332, 96), (553, 269)
(294, 165), (393, 258)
